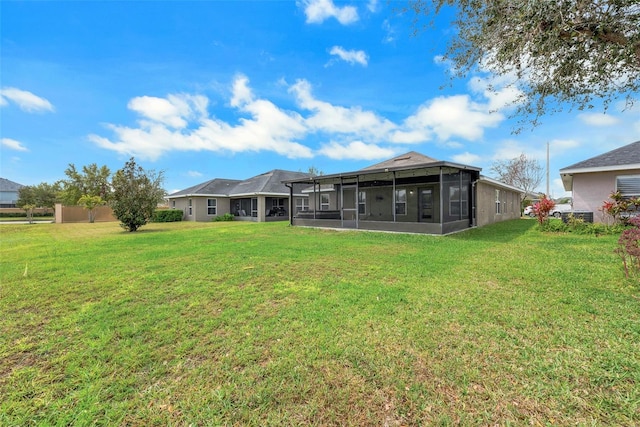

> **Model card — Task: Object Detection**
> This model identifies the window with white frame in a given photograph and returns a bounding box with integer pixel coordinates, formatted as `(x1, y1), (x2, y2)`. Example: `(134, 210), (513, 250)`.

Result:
(395, 189), (406, 215)
(295, 197), (309, 212)
(616, 175), (640, 198)
(207, 198), (217, 215)
(188, 198), (193, 216)
(495, 189), (501, 214)
(251, 198), (258, 217)
(358, 191), (366, 215)
(320, 194), (330, 210)
(272, 198), (286, 208)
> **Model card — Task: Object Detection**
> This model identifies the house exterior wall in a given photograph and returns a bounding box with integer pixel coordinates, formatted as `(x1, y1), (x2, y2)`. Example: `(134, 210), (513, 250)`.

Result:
(571, 168), (640, 222)
(476, 181), (521, 227)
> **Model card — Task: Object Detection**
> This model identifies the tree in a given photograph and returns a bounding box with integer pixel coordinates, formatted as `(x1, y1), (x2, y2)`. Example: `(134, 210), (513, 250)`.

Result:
(33, 182), (61, 214)
(490, 153), (543, 203)
(16, 186), (37, 223)
(77, 195), (105, 223)
(59, 163), (111, 205)
(110, 158), (166, 232)
(16, 182), (61, 222)
(406, 1), (640, 124)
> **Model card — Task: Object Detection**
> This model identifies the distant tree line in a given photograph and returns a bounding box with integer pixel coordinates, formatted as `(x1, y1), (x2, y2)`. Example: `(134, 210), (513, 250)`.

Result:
(17, 157), (165, 231)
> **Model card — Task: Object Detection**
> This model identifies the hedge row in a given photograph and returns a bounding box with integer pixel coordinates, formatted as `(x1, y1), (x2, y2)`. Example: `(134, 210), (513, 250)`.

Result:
(0, 212), (54, 218)
(151, 209), (183, 222)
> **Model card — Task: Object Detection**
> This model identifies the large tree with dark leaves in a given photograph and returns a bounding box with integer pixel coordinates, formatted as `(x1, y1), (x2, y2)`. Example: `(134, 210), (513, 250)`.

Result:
(407, 1), (639, 125)
(110, 158), (165, 232)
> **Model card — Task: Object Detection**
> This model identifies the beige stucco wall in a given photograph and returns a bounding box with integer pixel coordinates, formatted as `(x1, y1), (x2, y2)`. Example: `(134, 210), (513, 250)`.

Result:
(54, 204), (116, 223)
(571, 169), (640, 223)
(475, 182), (521, 227)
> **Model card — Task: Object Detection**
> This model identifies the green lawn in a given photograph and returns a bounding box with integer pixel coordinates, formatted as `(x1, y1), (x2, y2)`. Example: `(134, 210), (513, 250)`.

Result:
(1, 220), (638, 425)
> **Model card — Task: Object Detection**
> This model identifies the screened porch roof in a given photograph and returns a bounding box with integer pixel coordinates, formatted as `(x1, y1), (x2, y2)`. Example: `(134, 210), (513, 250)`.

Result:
(283, 160), (482, 187)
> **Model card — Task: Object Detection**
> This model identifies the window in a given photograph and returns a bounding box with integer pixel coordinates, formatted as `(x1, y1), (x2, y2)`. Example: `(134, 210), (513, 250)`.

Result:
(295, 197), (308, 212)
(207, 198), (217, 215)
(272, 198), (286, 208)
(450, 186), (468, 217)
(358, 191), (366, 214)
(320, 194), (330, 210)
(616, 175), (640, 198)
(395, 189), (406, 215)
(495, 190), (501, 214)
(188, 199), (193, 216)
(251, 198), (258, 217)
(171, 200), (175, 208)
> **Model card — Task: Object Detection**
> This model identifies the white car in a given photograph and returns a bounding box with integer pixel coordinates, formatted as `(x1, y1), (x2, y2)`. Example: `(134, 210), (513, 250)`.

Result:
(523, 205), (535, 217)
(550, 203), (572, 218)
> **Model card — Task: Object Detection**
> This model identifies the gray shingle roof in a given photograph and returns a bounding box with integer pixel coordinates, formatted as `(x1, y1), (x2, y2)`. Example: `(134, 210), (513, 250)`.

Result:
(560, 140), (640, 171)
(230, 170), (311, 195)
(0, 178), (24, 192)
(360, 151), (439, 171)
(168, 178), (241, 197)
(167, 170), (311, 198)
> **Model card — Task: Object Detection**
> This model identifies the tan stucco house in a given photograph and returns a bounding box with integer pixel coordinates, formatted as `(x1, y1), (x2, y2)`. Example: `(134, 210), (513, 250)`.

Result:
(284, 152), (523, 235)
(166, 169), (311, 222)
(560, 140), (640, 223)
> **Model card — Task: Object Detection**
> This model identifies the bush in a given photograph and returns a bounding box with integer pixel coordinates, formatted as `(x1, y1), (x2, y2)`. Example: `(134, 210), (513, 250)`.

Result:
(152, 209), (183, 222)
(539, 215), (625, 236)
(0, 212), (54, 218)
(213, 213), (235, 222)
(615, 216), (640, 280)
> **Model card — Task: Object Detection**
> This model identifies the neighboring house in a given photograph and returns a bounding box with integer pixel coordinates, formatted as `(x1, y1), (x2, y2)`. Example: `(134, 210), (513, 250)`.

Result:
(560, 140), (640, 223)
(166, 169), (311, 222)
(0, 178), (24, 208)
(284, 152), (523, 235)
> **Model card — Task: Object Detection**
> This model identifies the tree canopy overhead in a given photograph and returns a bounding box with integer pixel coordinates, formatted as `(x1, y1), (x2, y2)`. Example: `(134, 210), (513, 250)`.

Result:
(407, 0), (640, 124)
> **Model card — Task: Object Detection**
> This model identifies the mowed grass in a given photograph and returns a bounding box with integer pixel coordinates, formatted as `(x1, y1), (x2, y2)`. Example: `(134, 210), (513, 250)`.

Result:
(1, 220), (638, 426)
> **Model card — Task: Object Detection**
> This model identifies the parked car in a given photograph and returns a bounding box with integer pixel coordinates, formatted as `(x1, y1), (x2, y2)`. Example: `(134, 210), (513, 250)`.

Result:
(550, 203), (572, 218)
(523, 205), (535, 217)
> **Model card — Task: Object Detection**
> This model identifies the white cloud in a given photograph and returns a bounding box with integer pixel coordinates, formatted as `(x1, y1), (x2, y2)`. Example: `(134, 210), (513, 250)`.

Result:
(367, 0), (379, 12)
(187, 170), (203, 177)
(91, 75), (515, 163)
(402, 95), (503, 141)
(290, 79), (395, 139)
(1, 137), (29, 152)
(318, 141), (396, 160)
(381, 19), (396, 44)
(328, 46), (368, 67)
(90, 75), (312, 161)
(0, 87), (54, 113)
(577, 113), (621, 127)
(451, 152), (482, 165)
(301, 0), (358, 25)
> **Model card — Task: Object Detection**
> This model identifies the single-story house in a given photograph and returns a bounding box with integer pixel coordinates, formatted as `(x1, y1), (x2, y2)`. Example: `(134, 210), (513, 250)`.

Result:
(0, 178), (24, 208)
(283, 152), (523, 235)
(166, 169), (311, 222)
(560, 140), (640, 223)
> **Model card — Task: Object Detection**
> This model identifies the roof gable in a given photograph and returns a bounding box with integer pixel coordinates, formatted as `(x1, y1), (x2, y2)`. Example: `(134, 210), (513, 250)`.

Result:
(167, 170), (311, 198)
(168, 178), (241, 197)
(560, 140), (640, 172)
(361, 151), (439, 171)
(0, 178), (24, 192)
(230, 169), (311, 195)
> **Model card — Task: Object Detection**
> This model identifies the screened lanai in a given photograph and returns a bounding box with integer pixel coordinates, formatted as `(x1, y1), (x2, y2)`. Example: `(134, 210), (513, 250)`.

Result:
(284, 156), (482, 235)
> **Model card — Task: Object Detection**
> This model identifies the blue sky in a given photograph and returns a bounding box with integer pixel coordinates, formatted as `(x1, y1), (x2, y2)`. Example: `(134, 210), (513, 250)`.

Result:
(1, 0), (638, 197)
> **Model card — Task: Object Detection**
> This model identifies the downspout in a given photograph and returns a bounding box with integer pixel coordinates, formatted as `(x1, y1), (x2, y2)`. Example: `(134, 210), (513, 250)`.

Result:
(392, 171), (397, 223)
(439, 167), (444, 230)
(285, 183), (294, 226)
(471, 178), (478, 227)
(340, 176), (344, 227)
(313, 180), (317, 220)
(355, 175), (359, 229)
